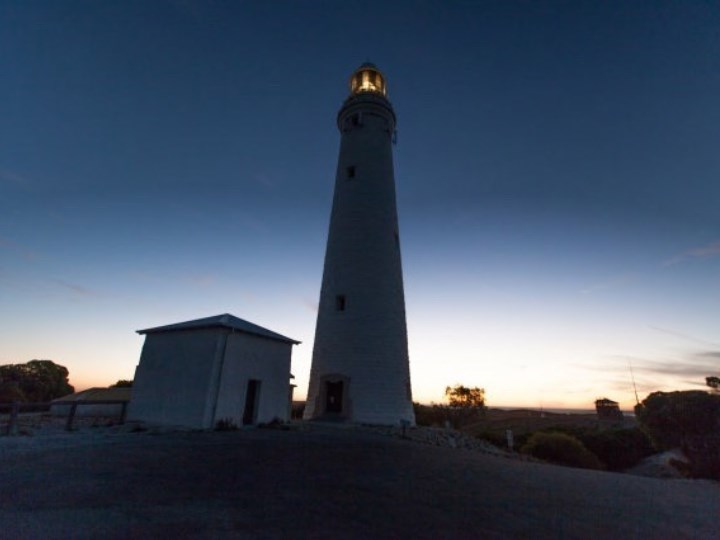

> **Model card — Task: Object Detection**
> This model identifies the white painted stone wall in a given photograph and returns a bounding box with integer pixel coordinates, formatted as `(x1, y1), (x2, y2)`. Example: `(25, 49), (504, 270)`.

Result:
(128, 328), (292, 428)
(128, 329), (222, 428)
(214, 332), (292, 425)
(304, 82), (415, 426)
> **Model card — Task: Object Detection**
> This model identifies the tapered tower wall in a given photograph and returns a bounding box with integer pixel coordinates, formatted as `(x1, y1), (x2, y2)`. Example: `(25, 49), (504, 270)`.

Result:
(304, 65), (415, 426)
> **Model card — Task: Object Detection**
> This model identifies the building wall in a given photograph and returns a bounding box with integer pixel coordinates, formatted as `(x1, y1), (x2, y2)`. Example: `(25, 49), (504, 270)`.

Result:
(128, 328), (293, 429)
(127, 329), (223, 428)
(214, 333), (292, 425)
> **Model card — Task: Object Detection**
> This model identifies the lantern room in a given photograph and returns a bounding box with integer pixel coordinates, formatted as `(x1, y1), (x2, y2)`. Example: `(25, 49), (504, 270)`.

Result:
(349, 63), (387, 97)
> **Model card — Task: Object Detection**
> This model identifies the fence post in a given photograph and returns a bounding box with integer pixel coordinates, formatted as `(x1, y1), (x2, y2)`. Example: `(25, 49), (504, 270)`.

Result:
(119, 402), (127, 425)
(7, 402), (20, 436)
(65, 402), (78, 431)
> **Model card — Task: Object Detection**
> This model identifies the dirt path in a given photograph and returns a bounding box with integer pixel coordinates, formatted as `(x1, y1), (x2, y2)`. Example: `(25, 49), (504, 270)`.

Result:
(1, 425), (717, 539)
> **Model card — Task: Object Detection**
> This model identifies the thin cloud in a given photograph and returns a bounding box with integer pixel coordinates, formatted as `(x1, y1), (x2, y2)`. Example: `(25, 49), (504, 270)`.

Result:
(254, 173), (277, 190)
(648, 325), (720, 347)
(243, 215), (269, 234)
(663, 240), (720, 267)
(186, 273), (217, 287)
(0, 236), (40, 261)
(581, 273), (634, 295)
(605, 377), (658, 395)
(53, 279), (98, 297)
(578, 353), (719, 391)
(601, 354), (719, 379)
(0, 169), (32, 188)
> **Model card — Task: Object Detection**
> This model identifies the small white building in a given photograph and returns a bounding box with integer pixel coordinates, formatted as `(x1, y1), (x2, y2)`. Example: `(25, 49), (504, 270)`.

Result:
(50, 387), (131, 418)
(128, 314), (299, 429)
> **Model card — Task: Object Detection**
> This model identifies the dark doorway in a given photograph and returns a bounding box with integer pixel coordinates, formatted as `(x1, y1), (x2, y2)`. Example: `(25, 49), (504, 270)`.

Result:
(242, 379), (261, 425)
(325, 381), (343, 413)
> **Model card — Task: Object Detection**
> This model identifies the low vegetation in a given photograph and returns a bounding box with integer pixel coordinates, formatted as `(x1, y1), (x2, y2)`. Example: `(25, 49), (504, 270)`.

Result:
(635, 390), (720, 480)
(414, 385), (487, 429)
(521, 431), (603, 470)
(558, 427), (653, 471)
(417, 384), (654, 472)
(214, 418), (239, 431)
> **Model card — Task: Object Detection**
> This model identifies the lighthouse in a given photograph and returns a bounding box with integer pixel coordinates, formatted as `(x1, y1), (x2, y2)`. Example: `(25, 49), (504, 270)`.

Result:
(304, 63), (415, 425)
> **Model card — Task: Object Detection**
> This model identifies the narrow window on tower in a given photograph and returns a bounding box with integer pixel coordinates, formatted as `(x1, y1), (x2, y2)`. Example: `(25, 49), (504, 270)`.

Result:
(335, 295), (346, 312)
(346, 166), (356, 179)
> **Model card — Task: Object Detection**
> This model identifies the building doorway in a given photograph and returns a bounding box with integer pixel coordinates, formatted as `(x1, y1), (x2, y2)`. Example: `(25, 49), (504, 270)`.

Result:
(325, 381), (343, 413)
(243, 379), (261, 425)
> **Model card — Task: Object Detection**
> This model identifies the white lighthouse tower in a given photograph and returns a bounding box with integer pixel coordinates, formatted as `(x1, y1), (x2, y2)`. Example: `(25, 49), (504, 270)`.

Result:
(304, 63), (415, 425)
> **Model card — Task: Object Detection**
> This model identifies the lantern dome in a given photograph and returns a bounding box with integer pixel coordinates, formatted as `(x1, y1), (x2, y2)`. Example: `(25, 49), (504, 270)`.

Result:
(349, 62), (387, 97)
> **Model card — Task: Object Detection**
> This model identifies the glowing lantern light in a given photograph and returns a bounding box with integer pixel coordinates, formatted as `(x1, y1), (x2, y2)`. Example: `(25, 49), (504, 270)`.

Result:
(349, 63), (387, 97)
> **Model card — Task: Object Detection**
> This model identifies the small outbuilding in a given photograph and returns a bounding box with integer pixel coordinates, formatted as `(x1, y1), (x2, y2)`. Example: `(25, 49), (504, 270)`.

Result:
(50, 387), (131, 418)
(127, 314), (299, 429)
(595, 397), (624, 421)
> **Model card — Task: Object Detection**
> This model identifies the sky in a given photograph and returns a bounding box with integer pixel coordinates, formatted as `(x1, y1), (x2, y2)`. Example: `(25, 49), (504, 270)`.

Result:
(1, 1), (719, 410)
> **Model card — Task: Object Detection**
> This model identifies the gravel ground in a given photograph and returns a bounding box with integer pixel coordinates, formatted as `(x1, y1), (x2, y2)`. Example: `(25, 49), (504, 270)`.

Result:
(1, 422), (718, 539)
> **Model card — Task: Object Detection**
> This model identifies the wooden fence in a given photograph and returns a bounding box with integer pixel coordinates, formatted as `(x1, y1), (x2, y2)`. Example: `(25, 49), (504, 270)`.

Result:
(0, 400), (129, 435)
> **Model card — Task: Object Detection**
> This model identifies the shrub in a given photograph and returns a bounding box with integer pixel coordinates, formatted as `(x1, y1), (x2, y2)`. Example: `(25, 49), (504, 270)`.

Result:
(413, 402), (484, 429)
(291, 402), (305, 419)
(258, 417), (289, 430)
(580, 428), (654, 471)
(215, 418), (238, 431)
(636, 391), (720, 480)
(475, 430), (509, 449)
(521, 431), (602, 470)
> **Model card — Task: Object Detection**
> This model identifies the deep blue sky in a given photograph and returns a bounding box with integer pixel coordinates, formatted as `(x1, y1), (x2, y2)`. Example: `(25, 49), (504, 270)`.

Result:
(1, 1), (718, 407)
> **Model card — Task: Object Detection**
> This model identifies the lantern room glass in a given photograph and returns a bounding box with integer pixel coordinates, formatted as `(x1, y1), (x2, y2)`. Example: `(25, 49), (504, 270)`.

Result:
(350, 68), (387, 97)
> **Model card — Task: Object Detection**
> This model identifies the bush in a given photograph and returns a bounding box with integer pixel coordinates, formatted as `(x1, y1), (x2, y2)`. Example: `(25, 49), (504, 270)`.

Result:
(214, 418), (238, 431)
(580, 428), (654, 471)
(291, 402), (305, 419)
(636, 391), (720, 479)
(521, 431), (602, 470)
(258, 417), (289, 430)
(413, 402), (484, 429)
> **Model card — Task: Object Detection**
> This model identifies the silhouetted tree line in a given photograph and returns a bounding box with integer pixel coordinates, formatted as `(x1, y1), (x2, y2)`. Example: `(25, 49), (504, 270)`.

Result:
(0, 360), (74, 403)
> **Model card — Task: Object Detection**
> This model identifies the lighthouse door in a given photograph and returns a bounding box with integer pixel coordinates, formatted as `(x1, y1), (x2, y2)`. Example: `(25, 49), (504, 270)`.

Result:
(325, 381), (343, 413)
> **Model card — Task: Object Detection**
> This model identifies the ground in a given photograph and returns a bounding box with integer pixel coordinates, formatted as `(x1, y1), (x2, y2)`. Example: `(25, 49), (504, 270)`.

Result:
(0, 423), (717, 539)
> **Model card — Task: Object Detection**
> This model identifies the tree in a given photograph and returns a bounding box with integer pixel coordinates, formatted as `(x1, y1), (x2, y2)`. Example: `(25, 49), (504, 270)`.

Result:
(110, 380), (133, 388)
(0, 360), (74, 402)
(0, 381), (26, 403)
(635, 390), (720, 479)
(706, 376), (720, 393)
(445, 384), (485, 409)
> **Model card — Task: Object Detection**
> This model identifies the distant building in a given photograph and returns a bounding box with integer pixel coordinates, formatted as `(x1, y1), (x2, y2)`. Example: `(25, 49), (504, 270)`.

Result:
(128, 314), (299, 429)
(50, 386), (131, 417)
(595, 398), (623, 421)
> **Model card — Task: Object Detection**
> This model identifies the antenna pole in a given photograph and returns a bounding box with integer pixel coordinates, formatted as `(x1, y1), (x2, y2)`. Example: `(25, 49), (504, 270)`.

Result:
(628, 359), (640, 405)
